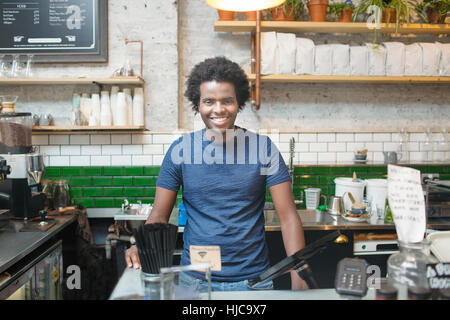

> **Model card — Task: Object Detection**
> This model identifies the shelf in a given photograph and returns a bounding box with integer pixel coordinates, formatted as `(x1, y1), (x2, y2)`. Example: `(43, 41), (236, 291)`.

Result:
(214, 21), (450, 34)
(32, 125), (146, 134)
(0, 76), (145, 86)
(246, 74), (450, 83)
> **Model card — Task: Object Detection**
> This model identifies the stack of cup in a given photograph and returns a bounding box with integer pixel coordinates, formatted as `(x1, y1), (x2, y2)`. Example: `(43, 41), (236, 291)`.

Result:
(89, 93), (101, 126)
(100, 91), (112, 126)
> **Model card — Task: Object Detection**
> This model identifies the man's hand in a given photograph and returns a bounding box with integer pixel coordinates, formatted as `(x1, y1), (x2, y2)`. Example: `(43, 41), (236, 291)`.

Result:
(125, 245), (141, 269)
(291, 271), (310, 290)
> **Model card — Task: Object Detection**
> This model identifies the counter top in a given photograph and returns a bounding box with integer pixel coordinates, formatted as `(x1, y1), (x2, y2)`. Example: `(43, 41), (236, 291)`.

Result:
(109, 267), (380, 300)
(0, 214), (77, 274)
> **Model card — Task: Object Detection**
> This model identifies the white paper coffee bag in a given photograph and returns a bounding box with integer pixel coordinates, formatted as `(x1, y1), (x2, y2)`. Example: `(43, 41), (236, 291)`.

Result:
(435, 42), (450, 76)
(419, 43), (440, 76)
(404, 43), (422, 76)
(383, 42), (405, 76)
(261, 32), (277, 74)
(276, 33), (296, 74)
(295, 38), (315, 75)
(366, 43), (386, 76)
(350, 46), (368, 76)
(314, 45), (333, 75)
(331, 44), (350, 75)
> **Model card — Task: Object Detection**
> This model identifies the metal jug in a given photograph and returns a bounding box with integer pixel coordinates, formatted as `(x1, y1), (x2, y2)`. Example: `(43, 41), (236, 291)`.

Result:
(383, 151), (402, 164)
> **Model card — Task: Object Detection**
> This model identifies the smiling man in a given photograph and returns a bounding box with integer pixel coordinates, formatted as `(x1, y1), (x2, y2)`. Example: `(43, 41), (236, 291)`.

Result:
(125, 57), (307, 291)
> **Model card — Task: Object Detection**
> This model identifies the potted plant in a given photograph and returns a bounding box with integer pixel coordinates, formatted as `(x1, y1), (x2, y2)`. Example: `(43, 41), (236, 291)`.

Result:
(352, 0), (410, 32)
(307, 0), (330, 21)
(328, 0), (355, 22)
(270, 0), (307, 21)
(414, 0), (449, 24)
(217, 9), (235, 21)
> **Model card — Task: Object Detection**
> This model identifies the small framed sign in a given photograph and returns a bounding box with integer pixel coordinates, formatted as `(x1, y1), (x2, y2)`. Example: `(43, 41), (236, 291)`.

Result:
(0, 0), (108, 63)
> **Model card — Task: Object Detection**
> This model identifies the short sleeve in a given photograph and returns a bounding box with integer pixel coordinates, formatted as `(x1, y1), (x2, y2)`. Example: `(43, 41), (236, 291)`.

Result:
(263, 137), (291, 188)
(156, 139), (182, 192)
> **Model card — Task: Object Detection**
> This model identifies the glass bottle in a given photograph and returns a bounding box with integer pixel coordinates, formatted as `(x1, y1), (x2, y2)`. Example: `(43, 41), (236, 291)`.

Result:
(384, 198), (393, 223)
(53, 180), (70, 210)
(387, 240), (438, 299)
(71, 93), (82, 126)
(24, 54), (34, 77)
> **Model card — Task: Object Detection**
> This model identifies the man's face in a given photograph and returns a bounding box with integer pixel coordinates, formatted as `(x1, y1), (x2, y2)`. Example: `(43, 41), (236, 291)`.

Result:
(198, 81), (239, 136)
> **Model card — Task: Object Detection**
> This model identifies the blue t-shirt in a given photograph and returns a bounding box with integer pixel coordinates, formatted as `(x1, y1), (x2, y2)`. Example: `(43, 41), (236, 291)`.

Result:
(156, 127), (291, 281)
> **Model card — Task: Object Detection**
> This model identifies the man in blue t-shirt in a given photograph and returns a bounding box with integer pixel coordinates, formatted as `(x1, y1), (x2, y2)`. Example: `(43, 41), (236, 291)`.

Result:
(125, 56), (307, 290)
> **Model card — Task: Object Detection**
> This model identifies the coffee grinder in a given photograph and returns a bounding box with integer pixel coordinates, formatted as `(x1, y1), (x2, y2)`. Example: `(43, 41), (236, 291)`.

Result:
(0, 112), (46, 220)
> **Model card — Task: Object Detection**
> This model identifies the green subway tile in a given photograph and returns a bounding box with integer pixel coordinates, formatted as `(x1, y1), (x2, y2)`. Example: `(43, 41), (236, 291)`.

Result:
(310, 167), (329, 175)
(134, 177), (154, 186)
(294, 167), (309, 174)
(103, 167), (123, 176)
(329, 186), (335, 195)
(113, 177), (133, 186)
(440, 174), (450, 180)
(70, 187), (83, 198)
(135, 197), (154, 204)
(319, 176), (334, 184)
(114, 198), (126, 208)
(428, 166), (447, 173)
(95, 198), (115, 208)
(145, 187), (156, 197)
(83, 187), (104, 197)
(92, 177), (113, 186)
(45, 167), (62, 177)
(144, 166), (160, 176)
(103, 187), (123, 197)
(124, 167), (144, 176)
(298, 175), (319, 184)
(352, 167), (368, 174)
(83, 167), (103, 176)
(124, 187), (145, 197)
(62, 167), (82, 176)
(73, 198), (95, 208)
(320, 186), (329, 195)
(368, 166), (387, 174)
(71, 177), (92, 187)
(329, 167), (350, 175)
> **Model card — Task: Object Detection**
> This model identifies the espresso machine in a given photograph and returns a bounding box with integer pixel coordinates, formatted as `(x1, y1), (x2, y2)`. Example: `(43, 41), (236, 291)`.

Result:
(0, 113), (46, 220)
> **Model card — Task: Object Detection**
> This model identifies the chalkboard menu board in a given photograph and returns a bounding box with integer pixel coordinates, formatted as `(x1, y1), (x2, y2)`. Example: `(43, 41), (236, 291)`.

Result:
(0, 0), (108, 63)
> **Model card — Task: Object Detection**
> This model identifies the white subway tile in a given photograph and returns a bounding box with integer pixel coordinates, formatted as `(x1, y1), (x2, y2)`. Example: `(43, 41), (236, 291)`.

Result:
(299, 152), (317, 163)
(317, 133), (335, 142)
(354, 133), (373, 142)
(132, 134), (152, 144)
(336, 152), (354, 162)
(346, 142), (366, 152)
(365, 142), (384, 152)
(152, 155), (165, 166)
(49, 156), (69, 166)
(40, 145), (60, 156)
(318, 152), (336, 162)
(69, 135), (90, 145)
(43, 156), (50, 167)
(373, 152), (385, 162)
(61, 145), (81, 156)
(153, 134), (180, 144)
(70, 156), (91, 166)
(111, 134), (131, 144)
(409, 152), (425, 162)
(81, 145), (101, 155)
(407, 142), (420, 152)
(143, 144), (164, 155)
(279, 133), (298, 142)
(336, 133), (354, 142)
(102, 145), (122, 155)
(91, 155), (111, 166)
(294, 142), (309, 152)
(32, 135), (49, 145)
(91, 134), (111, 145)
(328, 142), (346, 152)
(309, 142), (327, 152)
(132, 155), (153, 166)
(373, 133), (392, 142)
(298, 133), (317, 142)
(409, 133), (426, 142)
(49, 135), (69, 145)
(265, 133), (280, 143)
(123, 144), (143, 155)
(111, 155), (132, 166)
(383, 142), (398, 151)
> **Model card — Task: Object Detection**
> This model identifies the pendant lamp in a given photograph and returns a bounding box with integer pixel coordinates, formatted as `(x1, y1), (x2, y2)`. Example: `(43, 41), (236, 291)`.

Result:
(205, 0), (286, 11)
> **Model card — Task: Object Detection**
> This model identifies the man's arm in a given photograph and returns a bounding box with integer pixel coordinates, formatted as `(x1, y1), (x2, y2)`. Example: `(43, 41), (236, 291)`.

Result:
(125, 187), (178, 269)
(269, 180), (309, 290)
